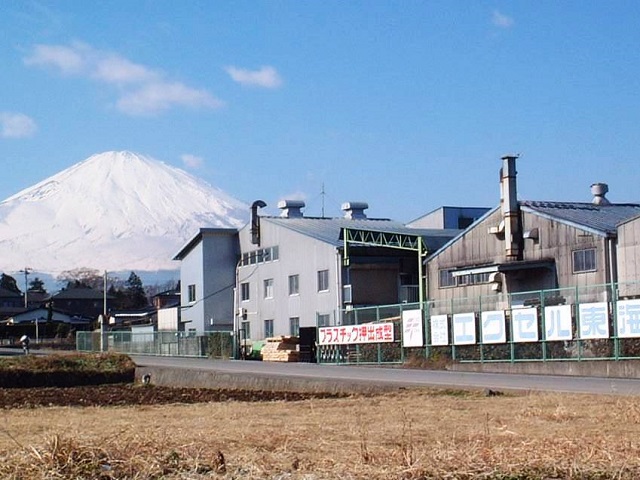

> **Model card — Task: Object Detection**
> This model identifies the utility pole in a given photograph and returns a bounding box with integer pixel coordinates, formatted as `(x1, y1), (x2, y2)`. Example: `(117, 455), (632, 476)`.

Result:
(19, 267), (31, 308)
(101, 270), (108, 352)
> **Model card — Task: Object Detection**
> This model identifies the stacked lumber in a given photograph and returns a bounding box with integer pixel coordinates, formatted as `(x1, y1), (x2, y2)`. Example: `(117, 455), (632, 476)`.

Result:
(261, 336), (300, 362)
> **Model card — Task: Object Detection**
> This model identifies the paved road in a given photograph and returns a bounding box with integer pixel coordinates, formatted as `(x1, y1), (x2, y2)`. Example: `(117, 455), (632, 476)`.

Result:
(131, 355), (640, 396)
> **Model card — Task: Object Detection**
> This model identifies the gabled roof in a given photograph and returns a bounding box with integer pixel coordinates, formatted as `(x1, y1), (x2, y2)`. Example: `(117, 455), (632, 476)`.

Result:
(0, 287), (22, 299)
(263, 216), (459, 251)
(52, 287), (113, 300)
(6, 307), (74, 324)
(521, 201), (640, 236)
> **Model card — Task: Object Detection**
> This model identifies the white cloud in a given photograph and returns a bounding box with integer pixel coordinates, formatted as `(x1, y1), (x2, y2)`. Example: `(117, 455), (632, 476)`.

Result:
(23, 42), (222, 116)
(181, 154), (204, 169)
(280, 191), (307, 202)
(92, 54), (160, 85)
(225, 66), (283, 89)
(23, 43), (87, 75)
(116, 81), (224, 116)
(0, 112), (37, 138)
(492, 10), (514, 28)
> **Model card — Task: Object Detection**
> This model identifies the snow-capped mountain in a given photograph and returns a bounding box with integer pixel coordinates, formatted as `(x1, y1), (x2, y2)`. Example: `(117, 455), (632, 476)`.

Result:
(0, 151), (249, 275)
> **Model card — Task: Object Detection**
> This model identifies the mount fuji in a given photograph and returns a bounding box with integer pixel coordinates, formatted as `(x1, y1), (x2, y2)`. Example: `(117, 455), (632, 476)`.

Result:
(0, 151), (249, 278)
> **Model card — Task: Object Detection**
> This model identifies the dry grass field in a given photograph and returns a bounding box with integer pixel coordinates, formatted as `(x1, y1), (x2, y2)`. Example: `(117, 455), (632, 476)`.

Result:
(2, 386), (640, 479)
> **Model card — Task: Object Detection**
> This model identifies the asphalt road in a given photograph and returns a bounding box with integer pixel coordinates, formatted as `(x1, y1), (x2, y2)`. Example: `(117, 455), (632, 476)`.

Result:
(130, 355), (640, 396)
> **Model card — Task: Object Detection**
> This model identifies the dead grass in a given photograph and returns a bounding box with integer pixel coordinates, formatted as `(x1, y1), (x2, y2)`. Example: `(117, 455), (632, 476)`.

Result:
(2, 388), (640, 479)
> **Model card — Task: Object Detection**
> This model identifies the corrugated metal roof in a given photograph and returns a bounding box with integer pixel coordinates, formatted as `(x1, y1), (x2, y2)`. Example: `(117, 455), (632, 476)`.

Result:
(521, 201), (640, 235)
(263, 216), (459, 251)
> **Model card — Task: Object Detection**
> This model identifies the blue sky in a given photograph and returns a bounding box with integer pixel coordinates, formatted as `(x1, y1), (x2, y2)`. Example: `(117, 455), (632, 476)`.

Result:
(1, 1), (640, 222)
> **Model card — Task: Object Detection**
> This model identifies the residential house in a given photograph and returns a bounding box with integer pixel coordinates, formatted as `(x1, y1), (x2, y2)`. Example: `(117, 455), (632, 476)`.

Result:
(0, 287), (24, 320)
(50, 286), (114, 320)
(152, 287), (180, 310)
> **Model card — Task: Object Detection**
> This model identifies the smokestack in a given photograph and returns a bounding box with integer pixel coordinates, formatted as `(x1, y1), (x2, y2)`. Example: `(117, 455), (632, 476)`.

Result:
(501, 155), (521, 260)
(591, 183), (611, 205)
(250, 200), (267, 245)
(277, 200), (305, 218)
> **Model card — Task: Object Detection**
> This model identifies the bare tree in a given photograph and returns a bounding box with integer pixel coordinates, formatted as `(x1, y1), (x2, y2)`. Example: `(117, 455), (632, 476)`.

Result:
(57, 268), (103, 289)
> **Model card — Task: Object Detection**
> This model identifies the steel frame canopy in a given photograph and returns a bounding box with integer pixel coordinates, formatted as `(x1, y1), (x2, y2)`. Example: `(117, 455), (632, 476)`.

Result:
(341, 228), (427, 306)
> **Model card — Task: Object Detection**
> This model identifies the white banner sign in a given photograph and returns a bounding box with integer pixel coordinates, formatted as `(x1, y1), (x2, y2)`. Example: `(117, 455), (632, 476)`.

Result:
(617, 299), (640, 338)
(402, 309), (424, 347)
(318, 323), (394, 345)
(481, 310), (506, 344)
(544, 305), (573, 341)
(511, 307), (539, 342)
(453, 312), (476, 345)
(430, 314), (449, 346)
(579, 302), (609, 339)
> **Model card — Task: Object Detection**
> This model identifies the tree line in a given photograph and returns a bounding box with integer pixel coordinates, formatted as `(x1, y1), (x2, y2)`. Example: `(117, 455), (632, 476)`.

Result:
(0, 268), (177, 311)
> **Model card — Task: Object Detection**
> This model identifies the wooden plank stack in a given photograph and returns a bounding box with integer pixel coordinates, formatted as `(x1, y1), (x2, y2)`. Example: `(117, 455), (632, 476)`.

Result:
(261, 336), (300, 362)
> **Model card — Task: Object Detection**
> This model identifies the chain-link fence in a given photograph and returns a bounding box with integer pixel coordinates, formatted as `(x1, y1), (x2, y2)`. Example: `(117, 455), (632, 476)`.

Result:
(317, 281), (640, 365)
(76, 330), (233, 358)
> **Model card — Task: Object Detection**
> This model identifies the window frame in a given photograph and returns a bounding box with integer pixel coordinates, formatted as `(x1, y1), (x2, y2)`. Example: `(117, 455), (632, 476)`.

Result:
(288, 274), (300, 296)
(573, 248), (597, 273)
(264, 319), (274, 338)
(439, 269), (456, 288)
(317, 269), (330, 292)
(289, 316), (300, 336)
(241, 320), (251, 339)
(263, 278), (274, 299)
(187, 284), (196, 303)
(240, 282), (250, 302)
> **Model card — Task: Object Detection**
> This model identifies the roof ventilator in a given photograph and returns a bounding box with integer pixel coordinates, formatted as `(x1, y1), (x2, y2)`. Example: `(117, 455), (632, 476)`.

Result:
(342, 202), (369, 219)
(277, 200), (305, 218)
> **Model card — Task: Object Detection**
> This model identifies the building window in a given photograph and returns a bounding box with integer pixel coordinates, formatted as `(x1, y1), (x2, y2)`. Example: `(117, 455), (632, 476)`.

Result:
(240, 282), (250, 301)
(317, 269), (330, 292)
(240, 246), (280, 267)
(439, 269), (456, 288)
(241, 320), (251, 339)
(573, 248), (596, 273)
(289, 274), (299, 295)
(317, 313), (331, 327)
(289, 317), (300, 336)
(439, 269), (491, 288)
(264, 278), (274, 299)
(187, 284), (196, 303)
(264, 319), (274, 338)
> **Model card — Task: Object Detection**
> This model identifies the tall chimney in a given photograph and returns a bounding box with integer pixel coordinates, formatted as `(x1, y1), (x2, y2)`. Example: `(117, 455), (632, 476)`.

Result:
(591, 183), (610, 205)
(250, 200), (267, 245)
(501, 155), (521, 260)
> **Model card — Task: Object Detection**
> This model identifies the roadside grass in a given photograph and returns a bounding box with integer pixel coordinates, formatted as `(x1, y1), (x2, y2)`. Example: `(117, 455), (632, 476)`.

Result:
(0, 352), (135, 373)
(2, 387), (640, 479)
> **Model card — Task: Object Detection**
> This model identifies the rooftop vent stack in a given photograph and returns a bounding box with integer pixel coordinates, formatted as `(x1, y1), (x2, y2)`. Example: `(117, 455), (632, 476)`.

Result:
(501, 154), (521, 260)
(342, 202), (369, 219)
(591, 183), (611, 205)
(277, 200), (305, 218)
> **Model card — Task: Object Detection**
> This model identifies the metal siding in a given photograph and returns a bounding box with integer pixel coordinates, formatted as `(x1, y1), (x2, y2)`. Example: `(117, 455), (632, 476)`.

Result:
(617, 218), (640, 296)
(237, 220), (339, 341)
(179, 241), (205, 331)
(427, 208), (611, 303)
(202, 233), (238, 331)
